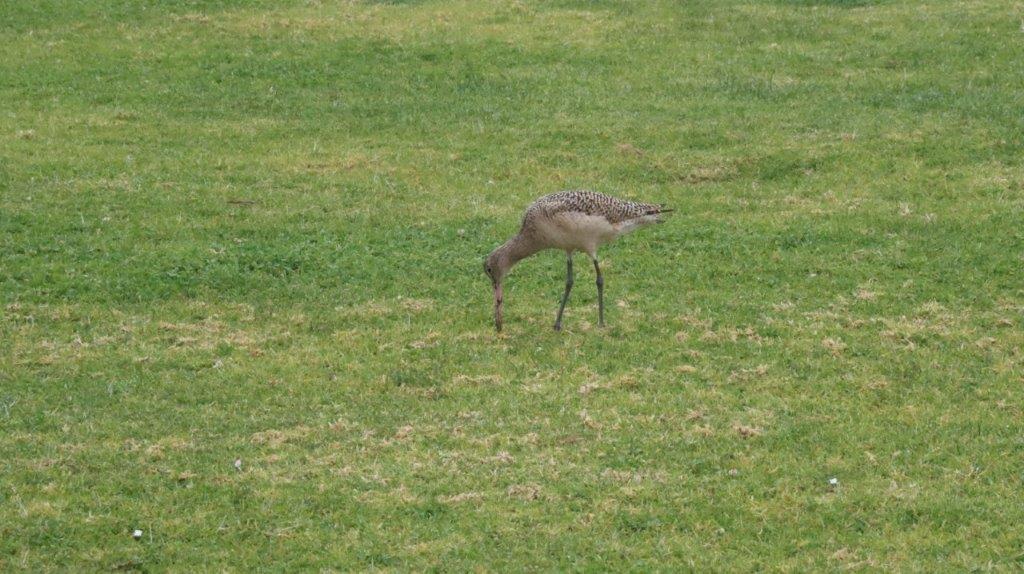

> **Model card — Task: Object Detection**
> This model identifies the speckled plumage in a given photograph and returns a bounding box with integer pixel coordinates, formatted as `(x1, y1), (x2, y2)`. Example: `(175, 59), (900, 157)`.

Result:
(485, 190), (671, 331)
(514, 190), (670, 258)
(523, 190), (668, 227)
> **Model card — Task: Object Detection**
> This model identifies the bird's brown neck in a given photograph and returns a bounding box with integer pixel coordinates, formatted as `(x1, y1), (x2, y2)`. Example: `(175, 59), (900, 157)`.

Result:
(501, 233), (541, 267)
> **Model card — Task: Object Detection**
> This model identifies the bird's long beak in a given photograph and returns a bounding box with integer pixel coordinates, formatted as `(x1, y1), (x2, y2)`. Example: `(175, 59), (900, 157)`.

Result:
(493, 282), (503, 332)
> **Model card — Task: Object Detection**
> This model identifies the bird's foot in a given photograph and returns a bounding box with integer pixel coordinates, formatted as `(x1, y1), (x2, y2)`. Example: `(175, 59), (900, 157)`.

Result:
(553, 322), (562, 331)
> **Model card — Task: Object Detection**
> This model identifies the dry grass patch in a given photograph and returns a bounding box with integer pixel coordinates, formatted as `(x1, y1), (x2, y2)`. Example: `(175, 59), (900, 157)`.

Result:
(507, 484), (542, 501)
(251, 426), (314, 448)
(732, 423), (763, 439)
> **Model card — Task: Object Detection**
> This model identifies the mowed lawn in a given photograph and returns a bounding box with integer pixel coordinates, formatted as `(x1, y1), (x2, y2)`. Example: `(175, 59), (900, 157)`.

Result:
(2, 0), (1023, 570)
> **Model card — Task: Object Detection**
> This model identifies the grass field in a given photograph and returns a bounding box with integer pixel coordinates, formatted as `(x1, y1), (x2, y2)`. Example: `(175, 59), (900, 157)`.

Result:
(3, 0), (1024, 570)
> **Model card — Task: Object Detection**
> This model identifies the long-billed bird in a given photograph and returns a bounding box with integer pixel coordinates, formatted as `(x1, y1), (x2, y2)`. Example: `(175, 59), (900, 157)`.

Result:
(484, 190), (671, 331)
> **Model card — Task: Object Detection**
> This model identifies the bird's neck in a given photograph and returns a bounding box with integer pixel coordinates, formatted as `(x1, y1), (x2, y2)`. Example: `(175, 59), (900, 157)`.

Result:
(501, 233), (540, 267)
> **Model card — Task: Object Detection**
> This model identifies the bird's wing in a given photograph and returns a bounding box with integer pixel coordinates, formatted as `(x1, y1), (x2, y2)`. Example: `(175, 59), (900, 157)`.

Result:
(532, 191), (669, 224)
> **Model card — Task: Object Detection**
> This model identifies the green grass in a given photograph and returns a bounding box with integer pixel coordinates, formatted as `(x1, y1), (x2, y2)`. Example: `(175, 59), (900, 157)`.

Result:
(3, 0), (1024, 570)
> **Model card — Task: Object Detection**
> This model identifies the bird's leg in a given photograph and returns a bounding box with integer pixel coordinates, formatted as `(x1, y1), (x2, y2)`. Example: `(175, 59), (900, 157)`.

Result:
(593, 258), (604, 327)
(554, 253), (574, 331)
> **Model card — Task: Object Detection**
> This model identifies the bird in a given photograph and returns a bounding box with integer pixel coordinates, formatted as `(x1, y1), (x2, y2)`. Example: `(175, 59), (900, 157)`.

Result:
(484, 190), (672, 332)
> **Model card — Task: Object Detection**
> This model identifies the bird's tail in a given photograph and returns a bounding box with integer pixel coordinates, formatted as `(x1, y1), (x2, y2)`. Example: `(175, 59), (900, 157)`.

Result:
(644, 204), (673, 223)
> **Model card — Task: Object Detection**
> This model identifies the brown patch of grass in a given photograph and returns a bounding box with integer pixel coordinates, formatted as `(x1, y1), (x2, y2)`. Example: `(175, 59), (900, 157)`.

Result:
(142, 437), (194, 461)
(729, 364), (769, 382)
(732, 423), (763, 439)
(438, 492), (484, 504)
(692, 424), (715, 437)
(409, 332), (440, 349)
(974, 337), (997, 349)
(556, 434), (582, 446)
(678, 314), (713, 329)
(773, 300), (795, 312)
(855, 287), (878, 301)
(699, 325), (765, 345)
(822, 337), (846, 356)
(489, 451), (514, 464)
(452, 374), (503, 385)
(612, 372), (642, 389)
(507, 484), (541, 500)
(394, 425), (414, 440)
(399, 298), (434, 312)
(579, 410), (601, 430)
(600, 468), (666, 484)
(865, 378), (890, 390)
(727, 326), (764, 344)
(518, 432), (539, 446)
(251, 426), (313, 447)
(156, 318), (268, 354)
(616, 142), (644, 156)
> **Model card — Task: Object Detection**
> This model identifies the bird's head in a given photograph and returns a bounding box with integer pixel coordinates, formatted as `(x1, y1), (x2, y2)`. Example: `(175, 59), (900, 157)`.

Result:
(483, 249), (508, 287)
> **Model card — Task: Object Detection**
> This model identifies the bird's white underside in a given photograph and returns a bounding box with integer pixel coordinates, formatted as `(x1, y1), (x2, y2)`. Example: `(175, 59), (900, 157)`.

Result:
(536, 212), (657, 258)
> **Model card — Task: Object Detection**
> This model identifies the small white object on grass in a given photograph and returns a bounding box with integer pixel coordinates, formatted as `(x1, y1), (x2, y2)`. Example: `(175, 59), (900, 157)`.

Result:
(132, 529), (143, 540)
(828, 477), (839, 487)
(234, 459), (243, 471)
